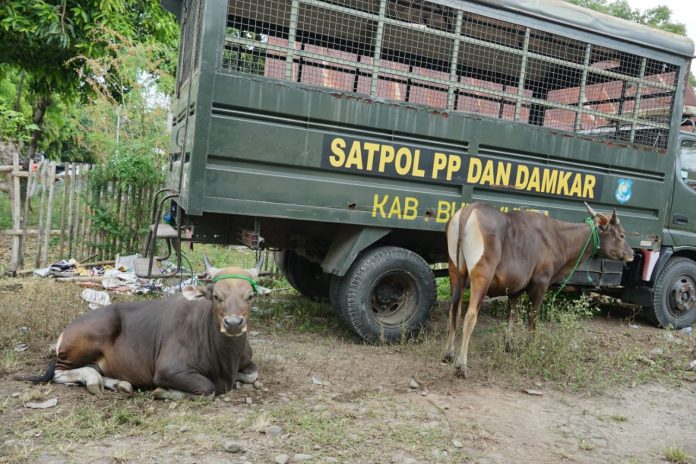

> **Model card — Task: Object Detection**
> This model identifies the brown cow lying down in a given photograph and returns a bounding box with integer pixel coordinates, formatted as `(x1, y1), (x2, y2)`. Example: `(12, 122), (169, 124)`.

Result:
(17, 258), (261, 400)
(443, 202), (634, 378)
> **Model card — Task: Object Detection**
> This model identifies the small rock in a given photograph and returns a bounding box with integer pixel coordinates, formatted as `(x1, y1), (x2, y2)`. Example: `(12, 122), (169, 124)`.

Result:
(242, 383), (254, 391)
(687, 360), (696, 371)
(324, 458), (339, 463)
(249, 331), (261, 337)
(244, 397), (253, 405)
(164, 424), (178, 432)
(294, 453), (312, 461)
(663, 332), (681, 344)
(628, 322), (640, 329)
(649, 347), (664, 357)
(178, 426), (188, 433)
(253, 380), (263, 389)
(452, 439), (463, 448)
(408, 379), (420, 389)
(265, 425), (283, 437)
(19, 326), (30, 334)
(222, 440), (242, 453)
(11, 392), (20, 398)
(24, 398), (57, 409)
(312, 377), (328, 386)
(314, 444), (321, 450)
(223, 396), (231, 402)
(275, 454), (289, 464)
(523, 389), (543, 396)
(14, 343), (29, 352)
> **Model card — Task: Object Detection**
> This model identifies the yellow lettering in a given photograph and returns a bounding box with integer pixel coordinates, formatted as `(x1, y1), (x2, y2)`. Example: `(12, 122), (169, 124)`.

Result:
(447, 155), (462, 181)
(480, 160), (495, 186)
(583, 175), (596, 199)
(387, 196), (402, 219)
(372, 194), (388, 218)
(436, 200), (454, 224)
(364, 142), (380, 171)
(344, 141), (363, 170)
(541, 169), (558, 194)
(412, 150), (426, 177)
(432, 153), (448, 179)
(495, 162), (511, 186)
(527, 167), (541, 192)
(395, 147), (412, 176)
(556, 171), (572, 196)
(379, 145), (395, 172)
(569, 174), (583, 197)
(515, 165), (530, 189)
(403, 197), (418, 220)
(329, 138), (346, 167)
(467, 157), (482, 183)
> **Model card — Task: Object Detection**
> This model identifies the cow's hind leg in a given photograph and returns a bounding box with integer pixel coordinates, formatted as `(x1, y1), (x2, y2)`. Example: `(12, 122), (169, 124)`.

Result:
(455, 264), (493, 378)
(505, 294), (521, 353)
(443, 262), (467, 363)
(53, 367), (104, 395)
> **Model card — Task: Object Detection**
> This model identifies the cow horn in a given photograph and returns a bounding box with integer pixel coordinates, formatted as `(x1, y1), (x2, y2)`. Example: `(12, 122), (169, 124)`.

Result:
(203, 256), (221, 277)
(584, 202), (598, 218)
(610, 209), (619, 225)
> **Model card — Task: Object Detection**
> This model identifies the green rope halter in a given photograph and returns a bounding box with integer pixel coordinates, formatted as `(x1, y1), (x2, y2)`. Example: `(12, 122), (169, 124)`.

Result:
(211, 273), (259, 294)
(553, 217), (600, 298)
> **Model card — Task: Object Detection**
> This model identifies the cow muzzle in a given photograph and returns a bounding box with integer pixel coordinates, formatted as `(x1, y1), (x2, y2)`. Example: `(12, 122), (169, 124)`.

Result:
(222, 315), (246, 336)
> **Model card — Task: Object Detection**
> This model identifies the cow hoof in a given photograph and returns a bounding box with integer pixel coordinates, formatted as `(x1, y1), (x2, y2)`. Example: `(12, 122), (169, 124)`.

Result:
(117, 381), (133, 395)
(454, 364), (469, 379)
(442, 353), (454, 364)
(153, 387), (188, 401)
(238, 364), (258, 384)
(86, 380), (104, 395)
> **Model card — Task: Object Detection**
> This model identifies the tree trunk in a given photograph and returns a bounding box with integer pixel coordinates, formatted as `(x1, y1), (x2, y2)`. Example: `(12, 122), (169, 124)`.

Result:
(14, 71), (25, 112)
(27, 95), (52, 161)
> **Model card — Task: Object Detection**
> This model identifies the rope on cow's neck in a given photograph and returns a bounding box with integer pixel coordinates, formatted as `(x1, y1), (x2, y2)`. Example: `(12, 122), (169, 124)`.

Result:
(212, 274), (259, 294)
(552, 217), (600, 300)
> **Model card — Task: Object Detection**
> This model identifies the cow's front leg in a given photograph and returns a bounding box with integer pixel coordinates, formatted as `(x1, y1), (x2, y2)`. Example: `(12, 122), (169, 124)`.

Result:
(505, 295), (521, 353)
(153, 367), (216, 399)
(237, 361), (258, 384)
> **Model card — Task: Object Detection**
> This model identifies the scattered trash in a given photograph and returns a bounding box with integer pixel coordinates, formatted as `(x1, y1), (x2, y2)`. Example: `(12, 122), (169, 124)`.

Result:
(81, 289), (111, 310)
(164, 277), (198, 295)
(14, 343), (29, 352)
(680, 327), (693, 337)
(523, 389), (543, 396)
(312, 377), (329, 386)
(19, 326), (30, 334)
(24, 398), (57, 409)
(115, 254), (142, 273)
(628, 322), (640, 329)
(687, 360), (696, 371)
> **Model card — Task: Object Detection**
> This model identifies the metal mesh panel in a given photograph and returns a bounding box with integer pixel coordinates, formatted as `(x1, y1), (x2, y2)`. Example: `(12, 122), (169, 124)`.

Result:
(177, 0), (203, 94)
(221, 0), (681, 150)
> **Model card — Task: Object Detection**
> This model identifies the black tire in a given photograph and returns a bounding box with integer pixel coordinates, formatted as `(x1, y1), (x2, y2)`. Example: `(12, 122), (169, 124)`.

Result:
(279, 250), (330, 300)
(649, 257), (696, 329)
(338, 246), (436, 343)
(329, 274), (349, 323)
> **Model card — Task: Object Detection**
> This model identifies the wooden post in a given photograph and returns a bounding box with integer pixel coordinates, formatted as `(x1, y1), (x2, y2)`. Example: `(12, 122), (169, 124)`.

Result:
(77, 165), (90, 260)
(66, 163), (76, 259)
(18, 159), (37, 270)
(72, 166), (84, 260)
(58, 162), (70, 258)
(40, 163), (57, 267)
(34, 162), (48, 269)
(81, 166), (92, 261)
(10, 152), (22, 272)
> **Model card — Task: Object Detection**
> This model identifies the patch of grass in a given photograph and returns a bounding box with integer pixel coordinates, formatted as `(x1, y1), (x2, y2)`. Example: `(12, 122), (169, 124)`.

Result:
(610, 414), (628, 422)
(664, 446), (692, 464)
(578, 439), (595, 451)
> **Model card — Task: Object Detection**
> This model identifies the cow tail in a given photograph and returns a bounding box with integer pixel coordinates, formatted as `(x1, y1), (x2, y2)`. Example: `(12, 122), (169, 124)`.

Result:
(13, 360), (56, 384)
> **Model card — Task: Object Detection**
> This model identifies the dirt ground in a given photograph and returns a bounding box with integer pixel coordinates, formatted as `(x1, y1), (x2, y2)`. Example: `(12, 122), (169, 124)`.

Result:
(1, 278), (695, 464)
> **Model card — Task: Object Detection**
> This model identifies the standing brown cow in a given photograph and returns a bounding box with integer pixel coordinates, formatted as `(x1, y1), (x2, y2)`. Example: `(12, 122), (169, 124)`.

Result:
(443, 202), (634, 378)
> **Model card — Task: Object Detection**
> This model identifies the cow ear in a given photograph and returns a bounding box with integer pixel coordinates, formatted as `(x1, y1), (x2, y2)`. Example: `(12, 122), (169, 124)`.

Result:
(594, 213), (609, 230)
(182, 285), (208, 300)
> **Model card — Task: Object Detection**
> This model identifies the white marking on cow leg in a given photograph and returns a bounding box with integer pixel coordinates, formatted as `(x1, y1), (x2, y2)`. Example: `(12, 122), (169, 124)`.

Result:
(237, 363), (258, 384)
(103, 377), (133, 395)
(53, 367), (104, 394)
(462, 210), (485, 270)
(55, 333), (63, 355)
(446, 209), (461, 265)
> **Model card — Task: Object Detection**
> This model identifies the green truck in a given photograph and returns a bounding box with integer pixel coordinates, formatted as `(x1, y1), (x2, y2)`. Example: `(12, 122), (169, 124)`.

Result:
(156, 0), (696, 341)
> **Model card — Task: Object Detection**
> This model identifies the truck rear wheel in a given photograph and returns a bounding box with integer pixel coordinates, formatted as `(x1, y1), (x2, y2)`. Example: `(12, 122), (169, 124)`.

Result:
(649, 257), (696, 329)
(335, 246), (436, 343)
(278, 249), (330, 300)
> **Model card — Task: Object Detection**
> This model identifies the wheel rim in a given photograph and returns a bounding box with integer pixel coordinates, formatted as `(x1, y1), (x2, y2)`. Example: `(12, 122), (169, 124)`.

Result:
(368, 271), (418, 327)
(668, 274), (696, 319)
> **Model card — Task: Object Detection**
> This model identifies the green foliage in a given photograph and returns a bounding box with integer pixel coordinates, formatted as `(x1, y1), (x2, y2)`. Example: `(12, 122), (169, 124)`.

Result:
(223, 27), (267, 75)
(565, 0), (686, 35)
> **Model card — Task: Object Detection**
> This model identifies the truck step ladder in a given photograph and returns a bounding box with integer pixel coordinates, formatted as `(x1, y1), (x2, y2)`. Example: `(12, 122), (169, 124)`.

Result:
(135, 188), (184, 278)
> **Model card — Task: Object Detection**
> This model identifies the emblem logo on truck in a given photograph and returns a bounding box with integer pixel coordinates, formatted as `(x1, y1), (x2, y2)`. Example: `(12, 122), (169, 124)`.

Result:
(615, 178), (633, 204)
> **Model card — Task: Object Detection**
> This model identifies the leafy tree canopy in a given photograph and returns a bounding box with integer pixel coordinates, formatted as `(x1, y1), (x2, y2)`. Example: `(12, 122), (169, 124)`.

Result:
(566, 0), (686, 35)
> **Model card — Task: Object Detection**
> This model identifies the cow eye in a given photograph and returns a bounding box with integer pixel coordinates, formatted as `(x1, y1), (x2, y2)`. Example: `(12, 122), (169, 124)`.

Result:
(214, 294), (223, 302)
